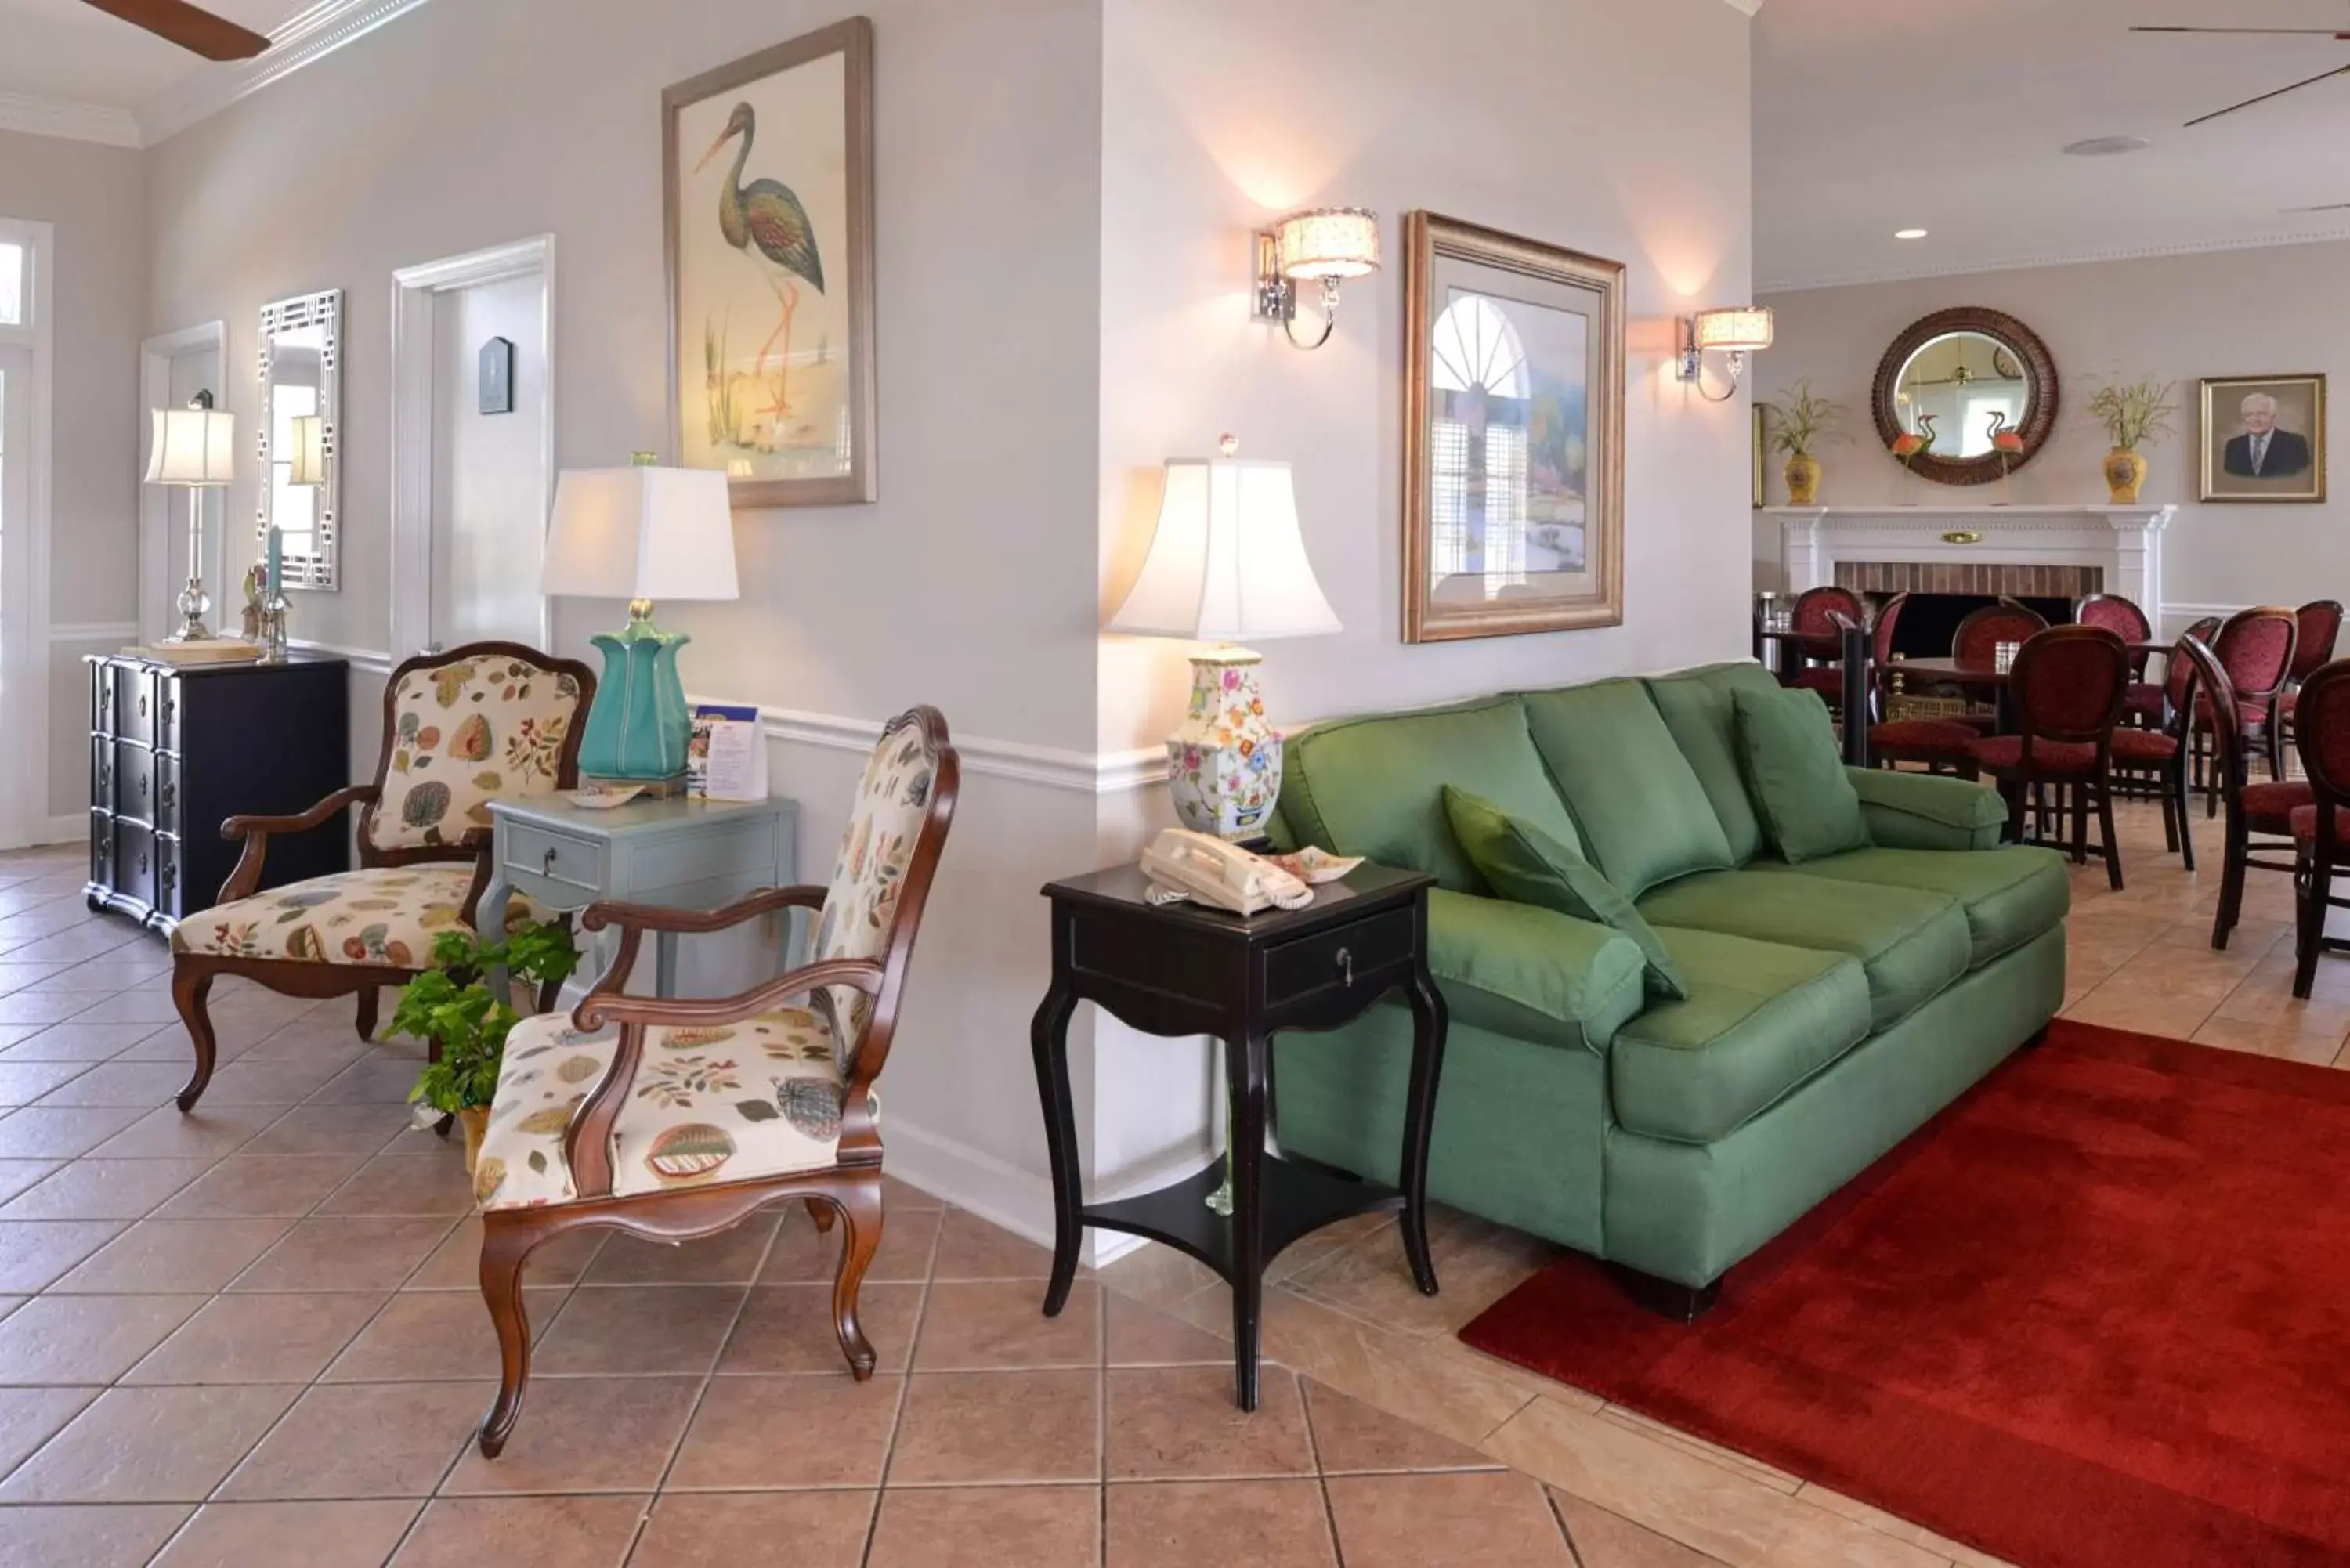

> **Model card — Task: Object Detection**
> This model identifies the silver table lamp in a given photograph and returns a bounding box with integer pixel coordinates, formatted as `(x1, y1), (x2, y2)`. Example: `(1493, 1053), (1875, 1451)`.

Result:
(144, 392), (237, 643)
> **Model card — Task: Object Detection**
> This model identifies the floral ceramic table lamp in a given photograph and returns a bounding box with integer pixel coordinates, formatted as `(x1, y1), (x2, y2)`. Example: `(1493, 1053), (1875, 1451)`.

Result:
(1107, 438), (1341, 839)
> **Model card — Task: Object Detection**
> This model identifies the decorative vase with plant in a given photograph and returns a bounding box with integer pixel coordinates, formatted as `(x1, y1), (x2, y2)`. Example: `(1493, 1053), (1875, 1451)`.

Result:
(392, 919), (581, 1173)
(2085, 375), (2178, 503)
(1765, 379), (1846, 504)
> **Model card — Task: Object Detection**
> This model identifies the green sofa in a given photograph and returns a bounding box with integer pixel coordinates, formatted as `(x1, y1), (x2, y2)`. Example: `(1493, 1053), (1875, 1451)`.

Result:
(1264, 661), (2067, 1312)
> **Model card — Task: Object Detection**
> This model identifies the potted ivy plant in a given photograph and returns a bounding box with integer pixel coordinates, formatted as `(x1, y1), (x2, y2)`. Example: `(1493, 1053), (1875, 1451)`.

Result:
(392, 919), (581, 1173)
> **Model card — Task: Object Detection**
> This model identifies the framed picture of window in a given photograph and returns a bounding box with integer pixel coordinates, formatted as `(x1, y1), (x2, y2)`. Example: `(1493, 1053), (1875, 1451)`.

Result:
(1402, 212), (1625, 642)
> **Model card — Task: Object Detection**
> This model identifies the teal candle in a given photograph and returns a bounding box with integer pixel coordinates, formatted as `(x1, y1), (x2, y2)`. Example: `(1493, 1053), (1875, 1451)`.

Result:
(266, 526), (282, 597)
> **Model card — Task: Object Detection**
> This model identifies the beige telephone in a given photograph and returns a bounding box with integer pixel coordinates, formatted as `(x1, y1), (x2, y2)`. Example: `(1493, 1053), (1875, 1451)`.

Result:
(1141, 829), (1314, 916)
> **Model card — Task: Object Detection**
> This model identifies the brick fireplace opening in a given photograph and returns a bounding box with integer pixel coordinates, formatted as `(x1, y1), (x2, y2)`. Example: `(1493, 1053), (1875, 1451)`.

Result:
(1836, 561), (2103, 659)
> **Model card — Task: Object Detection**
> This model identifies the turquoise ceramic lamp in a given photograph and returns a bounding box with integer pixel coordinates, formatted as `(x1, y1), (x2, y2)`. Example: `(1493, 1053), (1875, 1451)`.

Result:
(540, 457), (739, 786)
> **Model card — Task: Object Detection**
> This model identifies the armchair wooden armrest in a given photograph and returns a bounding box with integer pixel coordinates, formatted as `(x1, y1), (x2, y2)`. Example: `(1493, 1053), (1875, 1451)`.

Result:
(573, 886), (827, 995)
(217, 784), (379, 903)
(580, 885), (829, 937)
(561, 956), (885, 1198)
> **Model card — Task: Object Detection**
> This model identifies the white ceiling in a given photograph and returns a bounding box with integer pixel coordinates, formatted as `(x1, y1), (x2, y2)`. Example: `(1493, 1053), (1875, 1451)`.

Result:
(0, 0), (312, 110)
(1755, 0), (2350, 290)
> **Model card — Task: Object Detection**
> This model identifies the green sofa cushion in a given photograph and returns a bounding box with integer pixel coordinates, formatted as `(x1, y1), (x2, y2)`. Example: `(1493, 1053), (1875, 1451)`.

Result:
(1733, 686), (1871, 865)
(1744, 845), (2070, 970)
(1444, 788), (1688, 1001)
(1637, 868), (1972, 1030)
(1849, 767), (2008, 851)
(1519, 680), (1734, 898)
(1643, 663), (1782, 865)
(1278, 698), (1584, 894)
(1427, 888), (1649, 1052)
(1610, 927), (1873, 1144)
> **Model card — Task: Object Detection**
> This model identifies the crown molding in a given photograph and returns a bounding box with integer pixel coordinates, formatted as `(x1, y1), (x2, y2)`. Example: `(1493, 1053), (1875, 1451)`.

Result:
(1721, 0), (1763, 13)
(137, 0), (436, 147)
(1759, 226), (2350, 294)
(0, 90), (140, 148)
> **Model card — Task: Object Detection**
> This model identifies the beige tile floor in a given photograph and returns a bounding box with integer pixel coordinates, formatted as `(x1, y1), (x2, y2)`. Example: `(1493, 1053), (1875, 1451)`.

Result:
(0, 798), (2334, 1566)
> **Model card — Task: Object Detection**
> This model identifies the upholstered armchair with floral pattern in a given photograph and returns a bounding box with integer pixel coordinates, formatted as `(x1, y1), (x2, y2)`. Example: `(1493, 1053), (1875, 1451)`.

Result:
(471, 706), (959, 1460)
(168, 642), (594, 1111)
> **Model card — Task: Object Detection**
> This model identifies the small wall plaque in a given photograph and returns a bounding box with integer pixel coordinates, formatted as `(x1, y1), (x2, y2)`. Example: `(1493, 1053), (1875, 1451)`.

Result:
(479, 336), (515, 415)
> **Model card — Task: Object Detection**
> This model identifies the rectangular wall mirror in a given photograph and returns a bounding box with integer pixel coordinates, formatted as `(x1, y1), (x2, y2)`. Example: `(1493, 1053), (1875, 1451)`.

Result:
(258, 288), (342, 590)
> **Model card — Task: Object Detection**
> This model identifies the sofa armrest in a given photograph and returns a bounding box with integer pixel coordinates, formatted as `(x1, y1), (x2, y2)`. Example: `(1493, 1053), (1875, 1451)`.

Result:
(1428, 888), (1648, 1055)
(1848, 767), (2006, 851)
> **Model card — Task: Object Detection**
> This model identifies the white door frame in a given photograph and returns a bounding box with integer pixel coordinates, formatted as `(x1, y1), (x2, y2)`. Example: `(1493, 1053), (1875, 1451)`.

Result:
(389, 234), (555, 661)
(138, 321), (229, 647)
(0, 218), (56, 849)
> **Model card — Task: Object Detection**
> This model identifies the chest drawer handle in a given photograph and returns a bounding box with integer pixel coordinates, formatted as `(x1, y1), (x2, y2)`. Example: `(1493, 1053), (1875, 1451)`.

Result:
(542, 847), (559, 874)
(161, 698), (175, 728)
(160, 782), (175, 811)
(1335, 946), (1354, 986)
(138, 692), (149, 719)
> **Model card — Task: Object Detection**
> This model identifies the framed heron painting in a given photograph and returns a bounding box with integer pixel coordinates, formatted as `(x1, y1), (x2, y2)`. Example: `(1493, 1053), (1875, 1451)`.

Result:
(664, 18), (877, 508)
(1401, 212), (1624, 641)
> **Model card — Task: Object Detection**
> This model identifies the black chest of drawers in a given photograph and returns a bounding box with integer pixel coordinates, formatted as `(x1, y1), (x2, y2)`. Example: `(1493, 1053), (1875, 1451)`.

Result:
(83, 652), (352, 934)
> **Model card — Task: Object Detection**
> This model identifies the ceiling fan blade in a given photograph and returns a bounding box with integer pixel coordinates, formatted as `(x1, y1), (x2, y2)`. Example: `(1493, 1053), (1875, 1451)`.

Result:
(2131, 25), (2350, 36)
(2186, 63), (2350, 127)
(76, 0), (270, 60)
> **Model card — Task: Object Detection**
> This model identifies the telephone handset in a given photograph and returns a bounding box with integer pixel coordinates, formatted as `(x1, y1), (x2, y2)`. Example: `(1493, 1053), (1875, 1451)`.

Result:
(1140, 829), (1314, 916)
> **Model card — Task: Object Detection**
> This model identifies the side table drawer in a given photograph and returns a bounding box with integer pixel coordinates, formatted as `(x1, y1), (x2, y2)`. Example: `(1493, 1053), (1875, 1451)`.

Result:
(504, 820), (608, 895)
(1264, 905), (1416, 1009)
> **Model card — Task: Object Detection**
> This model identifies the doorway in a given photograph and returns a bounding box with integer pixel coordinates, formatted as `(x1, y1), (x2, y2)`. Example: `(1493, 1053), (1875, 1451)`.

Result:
(139, 323), (228, 646)
(0, 219), (52, 850)
(391, 237), (555, 659)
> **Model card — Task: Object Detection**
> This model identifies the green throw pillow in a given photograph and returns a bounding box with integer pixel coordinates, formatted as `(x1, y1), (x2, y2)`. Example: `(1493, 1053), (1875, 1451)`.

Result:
(1442, 786), (1688, 1001)
(1731, 685), (1870, 864)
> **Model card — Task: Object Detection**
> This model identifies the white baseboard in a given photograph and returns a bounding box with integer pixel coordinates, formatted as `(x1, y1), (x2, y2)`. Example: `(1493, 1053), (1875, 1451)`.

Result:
(881, 1114), (1156, 1270)
(42, 813), (85, 847)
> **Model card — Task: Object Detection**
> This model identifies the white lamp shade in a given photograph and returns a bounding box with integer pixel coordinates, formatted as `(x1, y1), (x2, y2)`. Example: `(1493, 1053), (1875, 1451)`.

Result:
(145, 406), (236, 486)
(540, 466), (739, 602)
(287, 415), (327, 486)
(1275, 208), (1381, 280)
(1107, 457), (1342, 643)
(1693, 306), (1774, 353)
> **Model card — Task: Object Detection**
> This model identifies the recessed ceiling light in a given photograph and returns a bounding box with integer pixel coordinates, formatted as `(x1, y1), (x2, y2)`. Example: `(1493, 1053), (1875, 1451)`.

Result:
(1894, 228), (1929, 240)
(2063, 135), (2150, 157)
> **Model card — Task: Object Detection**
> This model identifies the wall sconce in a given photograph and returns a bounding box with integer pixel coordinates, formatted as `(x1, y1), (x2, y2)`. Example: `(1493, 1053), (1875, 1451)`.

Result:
(1252, 207), (1381, 350)
(1675, 306), (1774, 401)
(287, 414), (327, 487)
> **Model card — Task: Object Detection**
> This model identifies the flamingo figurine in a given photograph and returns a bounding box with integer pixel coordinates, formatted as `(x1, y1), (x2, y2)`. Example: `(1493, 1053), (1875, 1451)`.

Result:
(696, 102), (826, 423)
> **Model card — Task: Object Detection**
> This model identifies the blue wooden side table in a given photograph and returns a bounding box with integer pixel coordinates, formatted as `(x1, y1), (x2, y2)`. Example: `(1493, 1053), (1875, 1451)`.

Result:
(479, 794), (797, 996)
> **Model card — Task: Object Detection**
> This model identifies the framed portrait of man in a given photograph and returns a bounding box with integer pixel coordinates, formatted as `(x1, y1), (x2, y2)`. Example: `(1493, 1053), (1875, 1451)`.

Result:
(2201, 374), (2326, 504)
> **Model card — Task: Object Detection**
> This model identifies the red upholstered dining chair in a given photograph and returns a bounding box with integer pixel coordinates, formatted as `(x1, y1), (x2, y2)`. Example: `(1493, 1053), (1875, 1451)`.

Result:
(2106, 630), (2200, 869)
(469, 707), (959, 1459)
(168, 643), (593, 1111)
(1942, 601), (2049, 732)
(1786, 586), (1867, 699)
(2195, 606), (2298, 812)
(2278, 598), (2345, 758)
(1967, 626), (2131, 890)
(2077, 593), (2158, 724)
(1865, 594), (1981, 776)
(2196, 635), (2310, 951)
(2287, 661), (2350, 997)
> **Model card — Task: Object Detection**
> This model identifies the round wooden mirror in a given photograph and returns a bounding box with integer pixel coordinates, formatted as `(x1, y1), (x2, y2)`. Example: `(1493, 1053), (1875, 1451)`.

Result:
(1870, 307), (2059, 486)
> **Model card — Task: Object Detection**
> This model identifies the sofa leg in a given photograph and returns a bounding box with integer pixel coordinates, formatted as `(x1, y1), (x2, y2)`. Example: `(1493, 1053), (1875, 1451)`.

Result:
(1607, 1264), (1721, 1324)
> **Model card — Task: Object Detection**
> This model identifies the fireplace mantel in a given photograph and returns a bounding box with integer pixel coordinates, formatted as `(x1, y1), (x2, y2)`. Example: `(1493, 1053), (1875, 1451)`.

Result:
(1763, 504), (2178, 613)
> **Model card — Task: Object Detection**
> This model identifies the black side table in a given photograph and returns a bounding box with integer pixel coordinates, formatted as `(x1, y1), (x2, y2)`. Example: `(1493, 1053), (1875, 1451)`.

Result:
(1030, 862), (1447, 1410)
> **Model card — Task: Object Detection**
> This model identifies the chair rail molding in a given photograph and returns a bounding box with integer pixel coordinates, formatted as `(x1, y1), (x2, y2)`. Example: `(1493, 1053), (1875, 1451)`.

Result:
(689, 695), (1170, 795)
(1767, 504), (2176, 621)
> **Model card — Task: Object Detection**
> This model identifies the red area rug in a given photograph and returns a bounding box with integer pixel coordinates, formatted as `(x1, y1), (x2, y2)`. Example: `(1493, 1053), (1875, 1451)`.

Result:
(1459, 1021), (2350, 1568)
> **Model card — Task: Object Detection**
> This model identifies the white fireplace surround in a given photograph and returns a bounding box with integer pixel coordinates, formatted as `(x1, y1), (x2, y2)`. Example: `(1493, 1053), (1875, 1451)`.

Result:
(1765, 505), (2178, 618)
